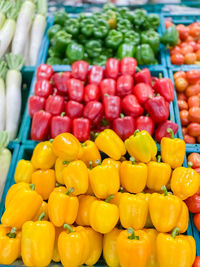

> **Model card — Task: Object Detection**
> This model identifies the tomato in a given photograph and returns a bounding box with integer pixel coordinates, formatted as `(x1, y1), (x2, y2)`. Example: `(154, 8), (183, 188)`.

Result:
(189, 107), (200, 123)
(196, 50), (200, 61)
(177, 92), (187, 101)
(185, 36), (195, 42)
(189, 23), (200, 38)
(184, 53), (197, 64)
(188, 95), (200, 108)
(173, 71), (186, 80)
(185, 84), (200, 97)
(175, 77), (189, 92)
(187, 122), (200, 137)
(165, 20), (173, 28)
(196, 43), (200, 51)
(169, 46), (181, 56)
(182, 127), (187, 135)
(194, 213), (200, 232)
(188, 153), (200, 168)
(180, 110), (189, 126)
(187, 41), (198, 51)
(176, 24), (189, 40)
(193, 256), (200, 267)
(170, 53), (184, 65)
(178, 100), (188, 110)
(183, 134), (196, 144)
(186, 70), (200, 84)
(180, 42), (188, 48)
(181, 45), (193, 55)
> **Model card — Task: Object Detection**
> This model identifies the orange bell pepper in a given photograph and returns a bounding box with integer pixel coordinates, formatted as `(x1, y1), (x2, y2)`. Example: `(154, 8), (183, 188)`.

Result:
(80, 140), (101, 167)
(76, 195), (97, 226)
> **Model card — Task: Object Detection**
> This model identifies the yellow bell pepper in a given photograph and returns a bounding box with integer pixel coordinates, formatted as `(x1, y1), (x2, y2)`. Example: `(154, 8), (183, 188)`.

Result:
(161, 128), (185, 169)
(176, 201), (189, 233)
(89, 162), (120, 199)
(144, 228), (158, 267)
(110, 192), (123, 207)
(103, 228), (121, 267)
(120, 157), (147, 193)
(1, 184), (42, 229)
(116, 228), (151, 267)
(63, 160), (88, 195)
(33, 201), (48, 221)
(137, 193), (154, 228)
(85, 227), (103, 266)
(95, 129), (126, 160)
(21, 212), (55, 267)
(102, 158), (121, 173)
(58, 224), (90, 267)
(55, 158), (69, 185)
(52, 227), (63, 263)
(80, 140), (101, 167)
(0, 225), (21, 265)
(32, 169), (56, 200)
(14, 159), (34, 183)
(149, 186), (182, 232)
(147, 155), (172, 191)
(119, 192), (148, 230)
(52, 133), (83, 161)
(76, 195), (97, 226)
(31, 141), (56, 169)
(125, 130), (157, 163)
(156, 227), (196, 267)
(89, 196), (119, 234)
(171, 166), (200, 200)
(48, 186), (79, 227)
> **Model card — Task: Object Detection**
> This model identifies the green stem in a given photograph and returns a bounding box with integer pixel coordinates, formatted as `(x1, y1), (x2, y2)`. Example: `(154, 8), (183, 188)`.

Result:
(64, 224), (74, 233)
(5, 53), (24, 71)
(0, 61), (8, 80)
(135, 66), (141, 72)
(37, 0), (47, 16)
(101, 118), (109, 126)
(63, 161), (70, 165)
(0, 0), (13, 14)
(130, 156), (136, 165)
(161, 185), (168, 196)
(95, 159), (101, 166)
(120, 113), (125, 118)
(171, 227), (180, 239)
(157, 155), (161, 163)
(188, 162), (193, 168)
(66, 187), (74, 195)
(159, 73), (162, 79)
(30, 184), (35, 190)
(105, 194), (114, 203)
(104, 93), (109, 97)
(134, 129), (139, 136)
(38, 212), (46, 221)
(0, 131), (10, 151)
(127, 227), (139, 240)
(89, 161), (93, 170)
(56, 182), (61, 187)
(167, 128), (174, 139)
(7, 227), (17, 238)
(49, 139), (54, 143)
(60, 112), (65, 117)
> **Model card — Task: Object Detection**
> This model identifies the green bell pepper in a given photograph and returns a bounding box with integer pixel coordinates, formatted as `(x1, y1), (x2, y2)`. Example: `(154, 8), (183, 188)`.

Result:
(54, 11), (68, 27)
(62, 58), (71, 65)
(103, 3), (117, 12)
(94, 19), (110, 38)
(47, 57), (62, 65)
(103, 48), (113, 58)
(77, 34), (88, 45)
(64, 18), (79, 36)
(92, 55), (108, 66)
(117, 7), (130, 19)
(103, 10), (117, 29)
(85, 40), (102, 58)
(148, 14), (160, 30)
(48, 47), (61, 58)
(124, 30), (140, 45)
(47, 24), (61, 40)
(52, 30), (72, 55)
(132, 9), (147, 29)
(161, 25), (179, 47)
(135, 44), (157, 65)
(141, 30), (160, 54)
(80, 17), (95, 37)
(105, 29), (123, 49)
(117, 18), (132, 34)
(66, 42), (84, 62)
(117, 43), (136, 59)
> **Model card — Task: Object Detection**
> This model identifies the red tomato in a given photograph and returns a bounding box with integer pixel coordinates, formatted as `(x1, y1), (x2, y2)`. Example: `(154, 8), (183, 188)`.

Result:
(189, 23), (200, 38)
(194, 213), (200, 231)
(188, 153), (200, 168)
(186, 84), (200, 97)
(177, 92), (187, 101)
(187, 122), (200, 137)
(180, 42), (188, 48)
(189, 107), (200, 123)
(173, 71), (186, 80)
(170, 53), (184, 65)
(183, 134), (196, 144)
(180, 110), (189, 126)
(196, 43), (200, 51)
(181, 45), (193, 55)
(176, 24), (189, 40)
(175, 77), (189, 92)
(193, 256), (200, 267)
(165, 20), (173, 28)
(196, 50), (200, 61)
(187, 41), (198, 51)
(185, 35), (195, 42)
(184, 53), (197, 64)
(182, 127), (187, 135)
(178, 100), (188, 110)
(188, 96), (200, 108)
(170, 46), (181, 55)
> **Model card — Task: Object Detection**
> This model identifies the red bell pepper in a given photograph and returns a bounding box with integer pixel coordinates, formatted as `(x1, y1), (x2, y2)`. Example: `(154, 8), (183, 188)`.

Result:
(135, 115), (155, 136)
(120, 57), (137, 76)
(72, 118), (91, 142)
(31, 110), (52, 141)
(135, 67), (152, 86)
(88, 65), (104, 85)
(34, 79), (52, 98)
(103, 95), (121, 121)
(100, 79), (116, 99)
(36, 64), (54, 81)
(112, 114), (135, 140)
(28, 96), (46, 118)
(155, 121), (178, 142)
(194, 213), (200, 232)
(84, 84), (100, 103)
(116, 74), (134, 97)
(122, 94), (144, 117)
(71, 60), (89, 81)
(45, 95), (64, 116)
(50, 112), (71, 138)
(145, 95), (169, 123)
(133, 83), (154, 104)
(83, 101), (103, 126)
(185, 188), (200, 213)
(67, 78), (84, 102)
(65, 100), (83, 119)
(105, 58), (119, 79)
(97, 118), (111, 132)
(154, 77), (174, 102)
(51, 71), (71, 95)
(193, 256), (200, 267)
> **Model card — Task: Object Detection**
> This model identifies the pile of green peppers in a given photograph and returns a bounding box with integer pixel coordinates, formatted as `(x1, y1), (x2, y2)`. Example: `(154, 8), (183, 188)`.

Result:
(47, 3), (161, 66)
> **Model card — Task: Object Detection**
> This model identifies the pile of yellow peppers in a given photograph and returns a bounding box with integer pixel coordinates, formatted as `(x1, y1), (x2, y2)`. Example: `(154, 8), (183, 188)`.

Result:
(0, 129), (199, 267)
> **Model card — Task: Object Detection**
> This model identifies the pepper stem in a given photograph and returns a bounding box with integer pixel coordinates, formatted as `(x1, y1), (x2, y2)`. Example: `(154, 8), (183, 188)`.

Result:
(64, 224), (74, 233)
(127, 227), (139, 240)
(95, 159), (101, 165)
(167, 128), (174, 139)
(159, 73), (163, 79)
(104, 93), (109, 97)
(161, 185), (168, 196)
(135, 66), (141, 72)
(171, 227), (180, 239)
(63, 161), (70, 165)
(61, 112), (65, 117)
(49, 139), (54, 143)
(134, 129), (140, 136)
(105, 194), (114, 203)
(120, 113), (125, 118)
(157, 155), (161, 163)
(7, 227), (17, 238)
(38, 212), (46, 221)
(188, 162), (193, 168)
(30, 184), (35, 190)
(130, 156), (136, 165)
(66, 187), (74, 195)
(89, 161), (93, 169)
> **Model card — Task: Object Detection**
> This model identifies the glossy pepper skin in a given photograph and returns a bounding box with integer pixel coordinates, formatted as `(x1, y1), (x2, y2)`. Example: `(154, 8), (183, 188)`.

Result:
(71, 60), (88, 81)
(105, 30), (123, 49)
(100, 78), (116, 99)
(103, 228), (121, 267)
(66, 42), (84, 62)
(135, 67), (152, 86)
(117, 43), (135, 59)
(133, 83), (154, 104)
(51, 112), (71, 138)
(33, 201), (49, 221)
(52, 227), (62, 263)
(124, 30), (140, 45)
(55, 158), (69, 185)
(120, 157), (147, 193)
(144, 229), (158, 267)
(14, 159), (34, 184)
(105, 58), (119, 79)
(88, 65), (104, 85)
(51, 71), (71, 95)
(122, 94), (144, 117)
(116, 228), (151, 267)
(28, 96), (45, 118)
(72, 118), (91, 142)
(80, 140), (101, 167)
(31, 110), (52, 141)
(149, 186), (182, 232)
(160, 25), (179, 46)
(36, 64), (54, 81)
(67, 78), (84, 102)
(94, 18), (110, 38)
(52, 30), (72, 54)
(155, 120), (178, 143)
(176, 201), (189, 233)
(141, 30), (160, 54)
(95, 129), (126, 160)
(161, 128), (185, 169)
(83, 101), (103, 126)
(84, 84), (100, 103)
(120, 57), (137, 76)
(116, 74), (133, 97)
(185, 188), (200, 213)
(104, 95), (121, 121)
(112, 114), (135, 141)
(45, 95), (64, 116)
(85, 40), (102, 58)
(48, 187), (79, 227)
(135, 115), (154, 136)
(65, 100), (83, 119)
(156, 228), (196, 267)
(147, 155), (172, 191)
(34, 79), (52, 98)
(154, 77), (174, 102)
(1, 184), (42, 229)
(119, 192), (148, 230)
(171, 166), (200, 200)
(135, 44), (157, 65)
(21, 213), (55, 267)
(0, 226), (21, 265)
(76, 195), (97, 226)
(125, 130), (157, 163)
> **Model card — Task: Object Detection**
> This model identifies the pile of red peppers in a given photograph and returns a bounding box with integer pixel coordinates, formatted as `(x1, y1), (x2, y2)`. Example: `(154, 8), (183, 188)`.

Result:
(28, 58), (178, 142)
